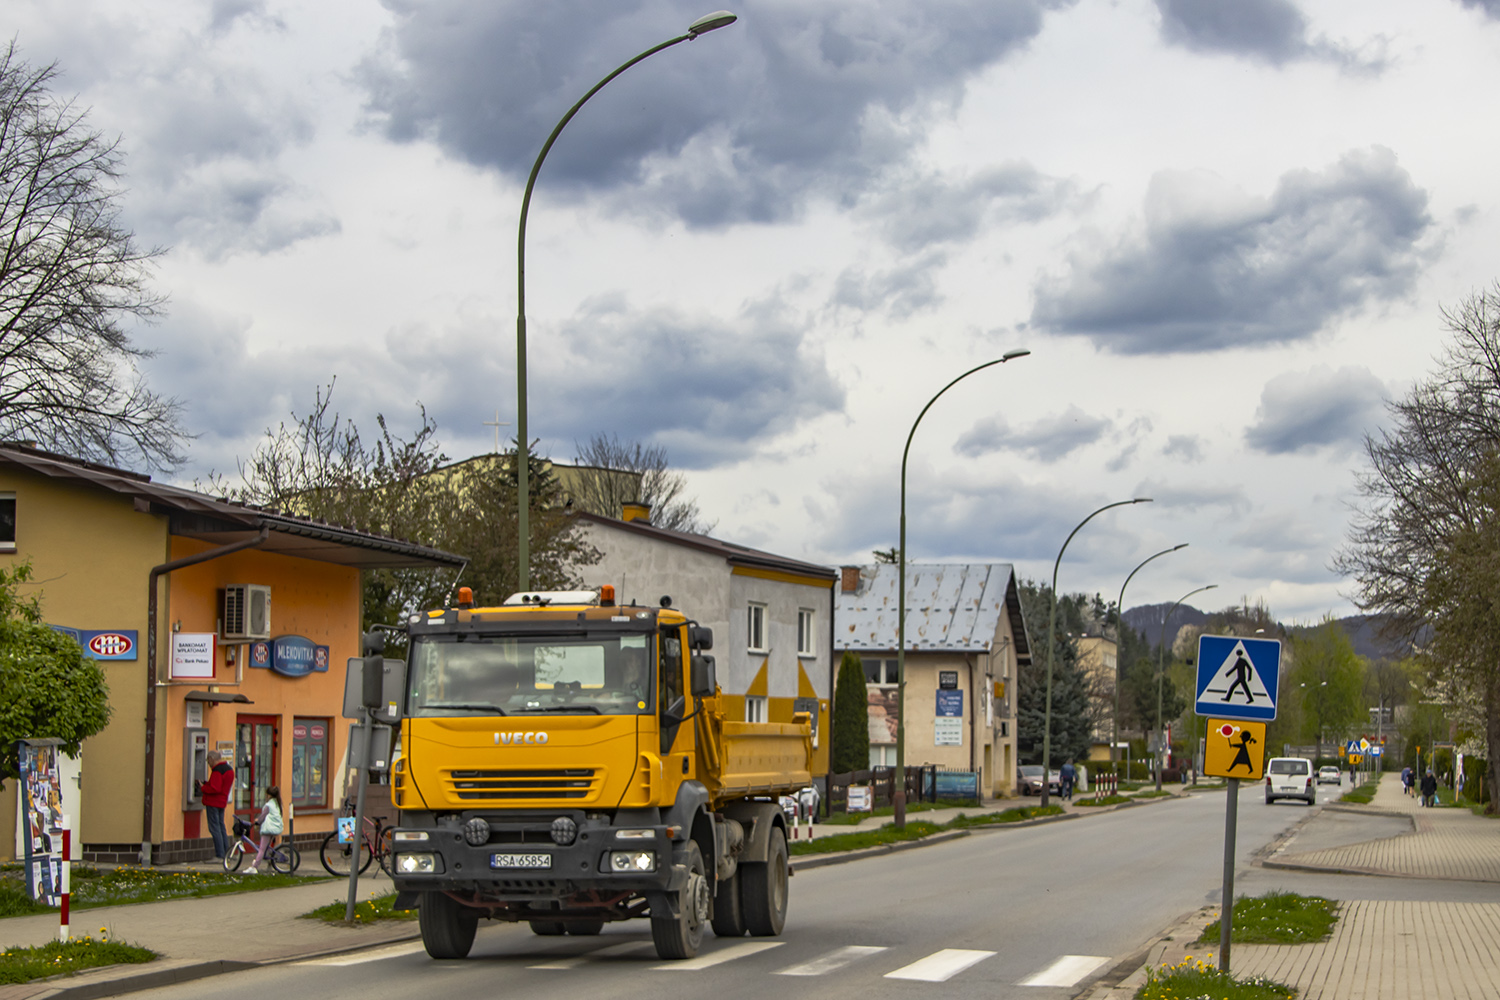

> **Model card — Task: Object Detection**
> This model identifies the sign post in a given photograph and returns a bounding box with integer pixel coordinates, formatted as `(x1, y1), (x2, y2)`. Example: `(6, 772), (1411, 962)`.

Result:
(1196, 635), (1281, 973)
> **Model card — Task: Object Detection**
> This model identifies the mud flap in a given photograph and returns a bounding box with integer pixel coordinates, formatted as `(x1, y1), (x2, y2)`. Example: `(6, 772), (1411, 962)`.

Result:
(392, 890), (422, 911)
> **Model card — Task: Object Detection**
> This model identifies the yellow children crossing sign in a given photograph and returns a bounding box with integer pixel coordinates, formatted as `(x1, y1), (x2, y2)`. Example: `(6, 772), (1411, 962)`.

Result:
(1203, 719), (1267, 781)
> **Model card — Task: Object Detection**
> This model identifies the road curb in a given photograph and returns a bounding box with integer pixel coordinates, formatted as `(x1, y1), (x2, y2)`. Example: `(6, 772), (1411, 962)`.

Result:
(26, 959), (259, 1000)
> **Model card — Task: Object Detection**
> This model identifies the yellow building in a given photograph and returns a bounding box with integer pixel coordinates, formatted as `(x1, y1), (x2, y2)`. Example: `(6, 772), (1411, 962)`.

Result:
(0, 444), (462, 864)
(1075, 632), (1119, 762)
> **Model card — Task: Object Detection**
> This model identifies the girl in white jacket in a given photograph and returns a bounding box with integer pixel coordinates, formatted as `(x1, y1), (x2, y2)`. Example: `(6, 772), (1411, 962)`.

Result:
(245, 786), (284, 874)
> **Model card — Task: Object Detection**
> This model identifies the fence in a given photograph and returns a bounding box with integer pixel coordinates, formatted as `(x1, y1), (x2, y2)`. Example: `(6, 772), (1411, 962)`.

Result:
(827, 765), (940, 812)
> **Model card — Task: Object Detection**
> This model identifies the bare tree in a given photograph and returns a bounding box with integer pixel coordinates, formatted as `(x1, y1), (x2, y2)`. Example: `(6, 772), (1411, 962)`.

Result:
(1336, 283), (1500, 810)
(0, 42), (182, 468)
(571, 433), (712, 534)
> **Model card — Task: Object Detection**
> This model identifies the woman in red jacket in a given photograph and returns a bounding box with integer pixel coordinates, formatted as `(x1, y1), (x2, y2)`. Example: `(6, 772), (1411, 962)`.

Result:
(199, 751), (235, 860)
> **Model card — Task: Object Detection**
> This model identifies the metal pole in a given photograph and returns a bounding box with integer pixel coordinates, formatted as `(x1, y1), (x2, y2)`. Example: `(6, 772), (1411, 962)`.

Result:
(1156, 584), (1216, 792)
(1113, 545), (1188, 765)
(1042, 499), (1152, 808)
(1219, 777), (1239, 972)
(514, 14), (737, 591)
(345, 711), (372, 923)
(895, 350), (1030, 828)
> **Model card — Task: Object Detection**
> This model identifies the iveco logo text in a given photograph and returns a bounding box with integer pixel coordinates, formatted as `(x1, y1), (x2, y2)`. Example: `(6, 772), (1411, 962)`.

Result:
(494, 732), (549, 745)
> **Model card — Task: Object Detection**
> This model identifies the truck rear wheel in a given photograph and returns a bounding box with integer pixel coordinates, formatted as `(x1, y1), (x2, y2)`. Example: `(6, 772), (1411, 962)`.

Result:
(741, 826), (788, 937)
(711, 867), (747, 938)
(652, 842), (709, 960)
(419, 892), (478, 959)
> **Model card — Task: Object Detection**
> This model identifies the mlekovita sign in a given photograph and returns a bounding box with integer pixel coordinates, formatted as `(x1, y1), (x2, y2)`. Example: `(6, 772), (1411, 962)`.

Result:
(268, 635), (331, 678)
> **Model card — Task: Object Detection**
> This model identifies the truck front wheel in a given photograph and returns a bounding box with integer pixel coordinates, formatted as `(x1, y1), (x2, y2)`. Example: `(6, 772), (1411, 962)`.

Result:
(419, 892), (478, 959)
(711, 868), (747, 938)
(652, 842), (710, 960)
(741, 826), (788, 936)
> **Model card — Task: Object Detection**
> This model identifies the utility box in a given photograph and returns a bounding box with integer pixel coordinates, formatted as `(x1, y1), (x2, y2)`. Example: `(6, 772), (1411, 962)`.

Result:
(182, 727), (209, 810)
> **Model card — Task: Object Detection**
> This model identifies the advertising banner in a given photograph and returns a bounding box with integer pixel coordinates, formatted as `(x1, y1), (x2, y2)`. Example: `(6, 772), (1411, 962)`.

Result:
(17, 740), (66, 905)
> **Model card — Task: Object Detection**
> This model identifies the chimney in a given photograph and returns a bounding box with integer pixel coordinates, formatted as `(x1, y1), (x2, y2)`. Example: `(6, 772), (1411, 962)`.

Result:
(622, 502), (652, 524)
(840, 566), (861, 593)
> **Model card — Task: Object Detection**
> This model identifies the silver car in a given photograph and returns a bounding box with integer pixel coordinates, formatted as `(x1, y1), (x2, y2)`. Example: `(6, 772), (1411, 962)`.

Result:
(1265, 757), (1316, 805)
(1317, 766), (1342, 786)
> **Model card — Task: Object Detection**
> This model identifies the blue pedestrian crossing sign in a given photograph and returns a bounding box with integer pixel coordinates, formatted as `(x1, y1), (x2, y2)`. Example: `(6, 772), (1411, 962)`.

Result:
(1195, 634), (1281, 722)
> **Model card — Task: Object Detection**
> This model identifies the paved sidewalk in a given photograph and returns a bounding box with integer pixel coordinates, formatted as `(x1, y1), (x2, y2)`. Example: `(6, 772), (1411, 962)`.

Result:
(1268, 775), (1500, 882)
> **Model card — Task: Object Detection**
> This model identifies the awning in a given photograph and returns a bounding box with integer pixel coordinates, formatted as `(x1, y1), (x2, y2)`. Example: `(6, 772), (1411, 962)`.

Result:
(183, 690), (253, 705)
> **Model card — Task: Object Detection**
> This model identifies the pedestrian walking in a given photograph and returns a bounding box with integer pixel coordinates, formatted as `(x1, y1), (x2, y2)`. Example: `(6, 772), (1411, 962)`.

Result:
(1059, 760), (1076, 801)
(1402, 766), (1414, 796)
(1420, 769), (1438, 808)
(198, 751), (234, 860)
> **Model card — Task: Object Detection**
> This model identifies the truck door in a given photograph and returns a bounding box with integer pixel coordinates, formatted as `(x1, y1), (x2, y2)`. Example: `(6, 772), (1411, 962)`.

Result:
(659, 628), (688, 756)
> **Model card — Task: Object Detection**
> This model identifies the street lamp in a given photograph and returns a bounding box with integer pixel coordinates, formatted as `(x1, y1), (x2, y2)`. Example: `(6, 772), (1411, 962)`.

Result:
(894, 349), (1031, 829)
(1039, 498), (1152, 809)
(1112, 544), (1188, 765)
(513, 11), (738, 591)
(1155, 583), (1216, 791)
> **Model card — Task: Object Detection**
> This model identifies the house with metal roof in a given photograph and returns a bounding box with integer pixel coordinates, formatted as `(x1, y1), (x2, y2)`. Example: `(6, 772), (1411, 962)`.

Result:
(834, 562), (1031, 798)
(573, 508), (836, 777)
(0, 443), (464, 865)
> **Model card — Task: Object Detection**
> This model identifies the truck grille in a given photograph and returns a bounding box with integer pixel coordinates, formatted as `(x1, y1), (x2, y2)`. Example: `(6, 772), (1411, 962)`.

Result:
(446, 768), (598, 801)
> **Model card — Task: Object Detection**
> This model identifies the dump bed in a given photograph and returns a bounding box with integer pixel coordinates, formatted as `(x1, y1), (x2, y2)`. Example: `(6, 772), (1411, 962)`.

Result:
(696, 707), (813, 807)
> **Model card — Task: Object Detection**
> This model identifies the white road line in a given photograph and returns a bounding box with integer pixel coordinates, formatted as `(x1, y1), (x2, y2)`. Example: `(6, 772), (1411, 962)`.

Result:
(651, 940), (784, 970)
(297, 941), (429, 966)
(884, 948), (996, 982)
(528, 940), (654, 969)
(776, 945), (888, 976)
(1018, 954), (1110, 987)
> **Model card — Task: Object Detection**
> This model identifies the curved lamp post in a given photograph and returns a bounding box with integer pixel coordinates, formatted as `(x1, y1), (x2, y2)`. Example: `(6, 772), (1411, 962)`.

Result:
(1155, 583), (1216, 791)
(1039, 498), (1152, 808)
(894, 349), (1031, 829)
(514, 11), (738, 591)
(1112, 544), (1188, 764)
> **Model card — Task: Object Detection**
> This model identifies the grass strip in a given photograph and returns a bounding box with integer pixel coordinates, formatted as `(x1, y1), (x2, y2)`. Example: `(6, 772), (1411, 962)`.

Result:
(789, 805), (1064, 855)
(0, 864), (329, 917)
(1339, 774), (1381, 804)
(1073, 794), (1133, 807)
(1137, 956), (1295, 1000)
(0, 935), (155, 985)
(1196, 890), (1338, 945)
(817, 800), (981, 826)
(1131, 789), (1174, 799)
(301, 890), (417, 924)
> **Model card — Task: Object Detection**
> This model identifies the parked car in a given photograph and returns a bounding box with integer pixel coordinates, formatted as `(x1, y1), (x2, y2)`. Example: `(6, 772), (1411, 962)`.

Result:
(1317, 766), (1342, 786)
(779, 786), (821, 822)
(1018, 765), (1061, 796)
(1265, 757), (1317, 805)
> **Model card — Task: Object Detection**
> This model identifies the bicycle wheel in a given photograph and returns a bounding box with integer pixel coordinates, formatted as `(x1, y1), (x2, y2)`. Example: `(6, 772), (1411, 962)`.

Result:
(376, 826), (395, 875)
(285, 844), (302, 874)
(269, 842), (300, 874)
(223, 844), (244, 873)
(321, 830), (373, 876)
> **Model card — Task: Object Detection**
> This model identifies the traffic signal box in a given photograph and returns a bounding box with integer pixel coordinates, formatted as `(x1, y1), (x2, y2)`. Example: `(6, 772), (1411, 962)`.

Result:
(1203, 718), (1267, 781)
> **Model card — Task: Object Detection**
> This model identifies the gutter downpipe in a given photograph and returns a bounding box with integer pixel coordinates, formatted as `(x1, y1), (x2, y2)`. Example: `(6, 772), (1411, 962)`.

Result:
(141, 526), (270, 865)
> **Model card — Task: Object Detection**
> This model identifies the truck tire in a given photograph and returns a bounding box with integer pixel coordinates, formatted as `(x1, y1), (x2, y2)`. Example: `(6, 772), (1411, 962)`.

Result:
(652, 841), (710, 960)
(740, 826), (788, 937)
(568, 920), (604, 935)
(529, 921), (567, 935)
(419, 892), (478, 959)
(710, 868), (747, 938)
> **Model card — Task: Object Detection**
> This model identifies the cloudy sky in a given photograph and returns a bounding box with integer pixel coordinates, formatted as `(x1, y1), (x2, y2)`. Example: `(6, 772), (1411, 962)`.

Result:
(12, 0), (1500, 623)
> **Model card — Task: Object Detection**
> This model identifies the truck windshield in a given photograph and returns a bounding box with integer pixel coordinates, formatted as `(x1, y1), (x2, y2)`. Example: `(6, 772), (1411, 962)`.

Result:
(407, 633), (654, 717)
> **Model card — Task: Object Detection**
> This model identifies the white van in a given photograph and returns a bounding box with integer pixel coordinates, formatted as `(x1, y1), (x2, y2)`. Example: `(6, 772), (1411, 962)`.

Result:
(1265, 757), (1316, 805)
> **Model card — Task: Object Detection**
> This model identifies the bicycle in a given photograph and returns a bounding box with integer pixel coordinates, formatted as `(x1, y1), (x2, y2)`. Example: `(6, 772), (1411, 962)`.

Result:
(320, 801), (393, 876)
(224, 817), (301, 873)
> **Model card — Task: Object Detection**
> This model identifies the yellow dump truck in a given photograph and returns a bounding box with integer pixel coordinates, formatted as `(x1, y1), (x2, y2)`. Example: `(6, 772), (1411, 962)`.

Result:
(388, 587), (813, 960)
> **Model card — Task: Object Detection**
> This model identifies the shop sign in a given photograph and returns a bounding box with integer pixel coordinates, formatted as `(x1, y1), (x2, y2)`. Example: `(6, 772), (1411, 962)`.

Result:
(936, 689), (964, 717)
(248, 642), (271, 669)
(270, 635), (331, 678)
(170, 633), (216, 679)
(46, 625), (139, 660)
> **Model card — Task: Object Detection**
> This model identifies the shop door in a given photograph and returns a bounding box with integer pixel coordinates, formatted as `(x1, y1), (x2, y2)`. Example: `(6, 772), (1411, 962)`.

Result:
(234, 715), (279, 817)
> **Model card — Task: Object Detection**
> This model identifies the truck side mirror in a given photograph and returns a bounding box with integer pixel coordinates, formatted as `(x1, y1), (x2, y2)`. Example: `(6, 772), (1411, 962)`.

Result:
(691, 654), (716, 697)
(688, 625), (713, 651)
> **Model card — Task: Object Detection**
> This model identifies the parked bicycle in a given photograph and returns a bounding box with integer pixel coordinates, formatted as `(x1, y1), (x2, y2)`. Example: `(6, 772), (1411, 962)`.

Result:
(320, 801), (393, 876)
(224, 816), (301, 873)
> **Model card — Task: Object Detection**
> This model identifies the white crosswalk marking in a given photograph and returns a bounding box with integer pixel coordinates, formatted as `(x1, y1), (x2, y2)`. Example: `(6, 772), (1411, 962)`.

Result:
(776, 945), (888, 976)
(651, 940), (784, 970)
(297, 941), (429, 966)
(884, 948), (996, 982)
(1019, 955), (1110, 987)
(528, 940), (654, 969)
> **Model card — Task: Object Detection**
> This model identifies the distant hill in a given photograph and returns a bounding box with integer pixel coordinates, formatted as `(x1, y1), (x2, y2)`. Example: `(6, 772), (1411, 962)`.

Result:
(1122, 603), (1211, 643)
(1119, 605), (1418, 662)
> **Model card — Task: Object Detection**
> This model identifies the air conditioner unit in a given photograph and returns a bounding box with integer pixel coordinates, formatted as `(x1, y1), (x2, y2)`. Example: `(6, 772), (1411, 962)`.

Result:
(223, 584), (271, 641)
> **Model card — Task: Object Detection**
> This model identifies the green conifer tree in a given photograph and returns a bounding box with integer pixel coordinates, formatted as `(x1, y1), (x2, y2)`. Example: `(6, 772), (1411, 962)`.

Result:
(832, 651), (870, 775)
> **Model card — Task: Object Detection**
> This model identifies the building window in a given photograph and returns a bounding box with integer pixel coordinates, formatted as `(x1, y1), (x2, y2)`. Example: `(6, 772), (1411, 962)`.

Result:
(0, 493), (13, 552)
(863, 657), (898, 684)
(869, 745), (896, 768)
(291, 718), (330, 809)
(797, 609), (814, 656)
(747, 604), (766, 651)
(746, 696), (767, 724)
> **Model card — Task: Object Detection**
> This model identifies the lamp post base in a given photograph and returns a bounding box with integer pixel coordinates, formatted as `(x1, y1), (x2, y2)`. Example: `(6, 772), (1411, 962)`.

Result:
(893, 788), (906, 829)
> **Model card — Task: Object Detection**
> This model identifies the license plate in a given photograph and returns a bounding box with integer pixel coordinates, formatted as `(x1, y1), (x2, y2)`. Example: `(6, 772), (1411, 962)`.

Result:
(491, 852), (552, 870)
(1280, 786), (1298, 792)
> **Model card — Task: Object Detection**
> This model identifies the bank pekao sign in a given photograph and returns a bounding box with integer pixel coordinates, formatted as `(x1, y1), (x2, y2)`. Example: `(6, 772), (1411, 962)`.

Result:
(264, 634), (331, 678)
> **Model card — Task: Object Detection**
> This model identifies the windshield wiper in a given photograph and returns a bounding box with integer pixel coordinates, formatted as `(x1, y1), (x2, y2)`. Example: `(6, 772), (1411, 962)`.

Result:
(515, 704), (602, 714)
(424, 702), (507, 715)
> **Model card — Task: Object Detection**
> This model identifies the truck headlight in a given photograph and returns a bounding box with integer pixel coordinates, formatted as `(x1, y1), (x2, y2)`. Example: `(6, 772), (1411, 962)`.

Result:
(393, 831), (429, 843)
(609, 851), (656, 872)
(395, 852), (443, 874)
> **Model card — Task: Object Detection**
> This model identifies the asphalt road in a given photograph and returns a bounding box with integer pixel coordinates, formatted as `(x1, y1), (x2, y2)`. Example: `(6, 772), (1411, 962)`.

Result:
(131, 782), (1444, 1000)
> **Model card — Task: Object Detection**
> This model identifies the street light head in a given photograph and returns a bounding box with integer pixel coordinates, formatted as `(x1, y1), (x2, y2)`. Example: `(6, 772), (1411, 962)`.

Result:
(688, 10), (737, 36)
(1001, 348), (1031, 361)
(1132, 497), (1153, 504)
(1171, 543), (1189, 552)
